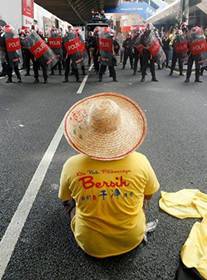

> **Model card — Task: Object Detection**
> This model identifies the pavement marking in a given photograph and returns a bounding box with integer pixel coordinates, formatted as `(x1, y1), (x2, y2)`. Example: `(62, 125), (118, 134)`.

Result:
(0, 63), (93, 277)
(77, 75), (88, 94)
(0, 120), (64, 279)
(76, 64), (93, 94)
(0, 62), (92, 279)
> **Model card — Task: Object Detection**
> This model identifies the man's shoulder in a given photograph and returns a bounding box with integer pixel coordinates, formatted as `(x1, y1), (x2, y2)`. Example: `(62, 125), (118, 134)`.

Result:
(63, 154), (87, 169)
(122, 152), (148, 168)
(130, 151), (148, 162)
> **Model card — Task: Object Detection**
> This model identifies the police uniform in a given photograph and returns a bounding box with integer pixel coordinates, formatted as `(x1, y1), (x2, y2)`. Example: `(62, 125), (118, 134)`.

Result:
(99, 36), (117, 82)
(93, 33), (100, 74)
(132, 33), (143, 75)
(169, 31), (184, 76)
(122, 35), (133, 69)
(33, 32), (48, 83)
(86, 33), (96, 66)
(63, 31), (80, 83)
(140, 30), (158, 82)
(20, 33), (33, 76)
(185, 53), (201, 83)
(3, 31), (21, 83)
(0, 30), (7, 76)
(185, 28), (203, 83)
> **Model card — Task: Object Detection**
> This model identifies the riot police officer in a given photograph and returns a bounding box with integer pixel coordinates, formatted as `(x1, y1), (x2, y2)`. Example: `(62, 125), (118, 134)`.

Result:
(122, 33), (133, 70)
(140, 26), (158, 82)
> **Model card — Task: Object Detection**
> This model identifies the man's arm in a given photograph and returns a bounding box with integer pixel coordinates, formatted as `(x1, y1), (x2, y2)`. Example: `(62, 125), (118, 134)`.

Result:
(59, 162), (74, 216)
(62, 199), (75, 217)
(143, 194), (153, 210)
(144, 194), (153, 200)
(143, 157), (160, 209)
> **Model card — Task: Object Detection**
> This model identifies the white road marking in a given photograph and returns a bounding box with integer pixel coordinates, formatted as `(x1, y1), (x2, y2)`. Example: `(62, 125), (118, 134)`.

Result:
(0, 61), (91, 279)
(88, 64), (94, 72)
(0, 62), (91, 278)
(0, 61), (93, 280)
(0, 120), (64, 279)
(77, 75), (89, 94)
(76, 64), (93, 94)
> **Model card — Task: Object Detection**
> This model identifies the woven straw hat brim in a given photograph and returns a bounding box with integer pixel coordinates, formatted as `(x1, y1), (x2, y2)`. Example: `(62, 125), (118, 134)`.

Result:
(64, 92), (147, 161)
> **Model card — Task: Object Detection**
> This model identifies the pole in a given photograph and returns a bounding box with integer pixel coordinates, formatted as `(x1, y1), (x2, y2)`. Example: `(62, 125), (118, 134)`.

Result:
(182, 0), (189, 24)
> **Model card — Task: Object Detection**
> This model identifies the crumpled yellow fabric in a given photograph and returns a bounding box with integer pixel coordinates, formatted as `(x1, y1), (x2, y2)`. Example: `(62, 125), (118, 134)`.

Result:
(181, 217), (207, 280)
(159, 189), (207, 279)
(159, 189), (207, 219)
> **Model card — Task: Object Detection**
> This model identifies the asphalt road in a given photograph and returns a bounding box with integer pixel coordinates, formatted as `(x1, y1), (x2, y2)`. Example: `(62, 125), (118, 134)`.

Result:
(0, 64), (207, 280)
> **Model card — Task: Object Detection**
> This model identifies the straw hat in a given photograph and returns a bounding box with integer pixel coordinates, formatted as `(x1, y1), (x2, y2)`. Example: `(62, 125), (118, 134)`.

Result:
(64, 92), (147, 161)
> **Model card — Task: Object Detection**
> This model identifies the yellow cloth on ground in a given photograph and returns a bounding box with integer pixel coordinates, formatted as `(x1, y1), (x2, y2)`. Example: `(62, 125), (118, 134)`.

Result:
(181, 218), (207, 280)
(159, 189), (207, 219)
(159, 189), (207, 279)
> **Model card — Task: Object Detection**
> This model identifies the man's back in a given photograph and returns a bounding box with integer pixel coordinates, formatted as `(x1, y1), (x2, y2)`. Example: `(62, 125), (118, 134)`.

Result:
(59, 151), (159, 258)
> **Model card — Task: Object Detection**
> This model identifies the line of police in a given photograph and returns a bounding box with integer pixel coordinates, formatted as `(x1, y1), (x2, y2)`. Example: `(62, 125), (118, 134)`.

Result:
(0, 22), (207, 84)
(0, 25), (86, 84)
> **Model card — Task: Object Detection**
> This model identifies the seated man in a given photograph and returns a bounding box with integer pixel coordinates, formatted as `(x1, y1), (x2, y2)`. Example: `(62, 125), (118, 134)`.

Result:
(59, 92), (160, 258)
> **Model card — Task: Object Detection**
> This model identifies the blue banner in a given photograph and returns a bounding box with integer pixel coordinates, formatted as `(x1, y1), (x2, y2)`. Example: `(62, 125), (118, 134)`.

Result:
(105, 2), (156, 20)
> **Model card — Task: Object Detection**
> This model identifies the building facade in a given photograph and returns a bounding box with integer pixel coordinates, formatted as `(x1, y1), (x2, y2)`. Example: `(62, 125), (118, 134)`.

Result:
(0, 0), (71, 33)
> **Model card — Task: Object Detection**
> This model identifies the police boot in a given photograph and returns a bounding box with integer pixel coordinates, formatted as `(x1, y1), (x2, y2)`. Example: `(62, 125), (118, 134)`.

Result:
(75, 71), (80, 83)
(33, 78), (40, 84)
(152, 77), (158, 82)
(81, 65), (86, 76)
(99, 73), (102, 82)
(113, 73), (117, 82)
(6, 78), (12, 83)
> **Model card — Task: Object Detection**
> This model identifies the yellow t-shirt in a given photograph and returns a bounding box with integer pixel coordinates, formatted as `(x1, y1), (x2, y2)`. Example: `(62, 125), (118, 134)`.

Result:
(59, 151), (160, 258)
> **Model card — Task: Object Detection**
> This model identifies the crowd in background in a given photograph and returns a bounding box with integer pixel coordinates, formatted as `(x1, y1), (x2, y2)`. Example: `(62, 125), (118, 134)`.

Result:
(0, 10), (207, 85)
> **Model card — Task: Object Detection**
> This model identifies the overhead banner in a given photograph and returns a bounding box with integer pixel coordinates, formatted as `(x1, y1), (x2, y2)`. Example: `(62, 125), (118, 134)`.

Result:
(22, 0), (34, 27)
(105, 2), (156, 20)
(22, 0), (34, 18)
(121, 25), (145, 33)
